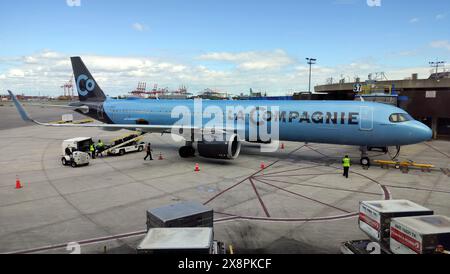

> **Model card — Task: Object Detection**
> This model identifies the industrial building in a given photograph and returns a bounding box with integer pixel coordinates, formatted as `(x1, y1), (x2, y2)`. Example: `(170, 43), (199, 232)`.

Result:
(314, 72), (450, 139)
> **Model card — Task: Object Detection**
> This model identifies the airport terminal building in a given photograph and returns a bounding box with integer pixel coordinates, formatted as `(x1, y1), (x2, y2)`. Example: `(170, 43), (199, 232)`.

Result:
(314, 73), (450, 139)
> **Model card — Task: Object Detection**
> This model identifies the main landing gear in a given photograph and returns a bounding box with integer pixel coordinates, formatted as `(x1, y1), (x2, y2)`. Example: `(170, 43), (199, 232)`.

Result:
(179, 142), (196, 158)
(360, 146), (371, 168)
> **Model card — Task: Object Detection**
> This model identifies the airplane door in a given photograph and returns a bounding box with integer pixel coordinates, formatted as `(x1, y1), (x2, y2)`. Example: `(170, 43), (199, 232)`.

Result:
(360, 106), (373, 131)
(97, 105), (104, 120)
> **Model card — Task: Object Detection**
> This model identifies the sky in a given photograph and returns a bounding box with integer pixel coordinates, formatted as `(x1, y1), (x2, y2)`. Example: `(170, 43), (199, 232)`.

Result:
(0, 0), (449, 96)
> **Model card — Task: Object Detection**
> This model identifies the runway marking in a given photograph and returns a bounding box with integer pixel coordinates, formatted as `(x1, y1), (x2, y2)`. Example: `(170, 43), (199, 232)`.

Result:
(203, 144), (391, 224)
(259, 177), (381, 196)
(253, 164), (323, 177)
(3, 230), (147, 254)
(213, 211), (358, 223)
(257, 172), (338, 178)
(441, 168), (450, 177)
(382, 184), (450, 194)
(204, 144), (307, 205)
(38, 140), (134, 250)
(253, 178), (351, 214)
(424, 142), (450, 158)
(249, 177), (271, 218)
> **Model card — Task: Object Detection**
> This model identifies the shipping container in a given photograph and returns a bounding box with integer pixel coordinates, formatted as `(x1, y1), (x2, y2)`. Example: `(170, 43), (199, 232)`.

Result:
(390, 215), (450, 254)
(359, 200), (433, 248)
(146, 201), (213, 230)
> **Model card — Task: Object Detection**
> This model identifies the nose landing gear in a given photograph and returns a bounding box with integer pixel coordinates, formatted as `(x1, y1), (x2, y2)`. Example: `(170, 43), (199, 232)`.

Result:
(360, 146), (371, 168)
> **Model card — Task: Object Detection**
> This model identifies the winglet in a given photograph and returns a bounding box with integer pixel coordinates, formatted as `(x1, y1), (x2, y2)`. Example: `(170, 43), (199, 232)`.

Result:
(8, 90), (33, 122)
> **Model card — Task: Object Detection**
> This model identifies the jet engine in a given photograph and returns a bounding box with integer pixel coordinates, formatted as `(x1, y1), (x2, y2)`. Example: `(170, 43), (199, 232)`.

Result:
(101, 127), (122, 132)
(197, 134), (242, 160)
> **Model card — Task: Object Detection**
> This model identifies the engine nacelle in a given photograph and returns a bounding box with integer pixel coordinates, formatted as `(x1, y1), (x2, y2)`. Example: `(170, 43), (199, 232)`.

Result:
(197, 134), (242, 160)
(101, 127), (122, 132)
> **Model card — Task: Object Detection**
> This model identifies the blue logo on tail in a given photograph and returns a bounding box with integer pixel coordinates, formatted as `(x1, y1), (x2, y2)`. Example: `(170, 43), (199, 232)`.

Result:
(76, 74), (96, 96)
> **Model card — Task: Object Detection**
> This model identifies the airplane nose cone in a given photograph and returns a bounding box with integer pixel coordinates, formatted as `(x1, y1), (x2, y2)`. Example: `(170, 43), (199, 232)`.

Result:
(413, 121), (433, 142)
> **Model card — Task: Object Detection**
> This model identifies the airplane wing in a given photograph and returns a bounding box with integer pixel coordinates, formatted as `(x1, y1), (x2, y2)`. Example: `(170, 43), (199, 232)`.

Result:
(8, 90), (234, 134)
(21, 102), (90, 112)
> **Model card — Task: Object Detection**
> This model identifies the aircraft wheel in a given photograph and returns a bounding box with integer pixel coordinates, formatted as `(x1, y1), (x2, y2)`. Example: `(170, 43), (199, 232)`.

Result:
(61, 158), (67, 166)
(360, 157), (370, 167)
(179, 146), (196, 158)
(187, 146), (196, 157)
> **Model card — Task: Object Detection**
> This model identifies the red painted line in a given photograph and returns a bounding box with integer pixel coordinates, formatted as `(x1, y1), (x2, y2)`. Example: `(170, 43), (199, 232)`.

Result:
(261, 177), (381, 196)
(214, 212), (358, 223)
(203, 178), (250, 205)
(249, 178), (271, 217)
(259, 172), (338, 178)
(424, 142), (450, 158)
(383, 184), (450, 194)
(253, 178), (351, 213)
(304, 145), (330, 158)
(204, 144), (307, 205)
(4, 230), (147, 254)
(252, 165), (323, 177)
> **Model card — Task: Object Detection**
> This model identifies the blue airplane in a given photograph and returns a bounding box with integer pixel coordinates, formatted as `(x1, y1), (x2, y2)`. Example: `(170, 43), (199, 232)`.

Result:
(8, 57), (432, 166)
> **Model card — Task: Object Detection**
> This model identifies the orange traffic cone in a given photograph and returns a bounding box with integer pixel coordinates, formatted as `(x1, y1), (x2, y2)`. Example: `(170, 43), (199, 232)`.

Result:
(158, 153), (164, 160)
(195, 163), (200, 172)
(281, 143), (285, 150)
(15, 176), (22, 189)
(260, 162), (266, 170)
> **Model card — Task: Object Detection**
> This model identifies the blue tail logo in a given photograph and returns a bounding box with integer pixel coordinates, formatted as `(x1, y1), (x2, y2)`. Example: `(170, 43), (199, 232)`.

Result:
(76, 74), (96, 97)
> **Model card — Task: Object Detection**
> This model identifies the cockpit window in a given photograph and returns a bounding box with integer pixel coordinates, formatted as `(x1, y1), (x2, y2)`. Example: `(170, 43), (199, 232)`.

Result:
(389, 113), (413, 123)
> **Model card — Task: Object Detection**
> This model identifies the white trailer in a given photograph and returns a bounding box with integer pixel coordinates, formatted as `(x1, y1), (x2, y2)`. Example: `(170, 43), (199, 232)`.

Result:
(390, 215), (450, 254)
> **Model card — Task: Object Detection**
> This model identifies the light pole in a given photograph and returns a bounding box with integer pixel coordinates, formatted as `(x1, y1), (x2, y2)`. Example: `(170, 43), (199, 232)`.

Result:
(306, 58), (317, 93)
(429, 60), (445, 79)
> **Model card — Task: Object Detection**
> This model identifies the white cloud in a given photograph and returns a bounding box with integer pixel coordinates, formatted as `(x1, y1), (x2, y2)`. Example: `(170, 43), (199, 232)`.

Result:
(132, 22), (147, 32)
(198, 49), (295, 71)
(430, 40), (450, 51)
(7, 69), (26, 78)
(409, 17), (419, 23)
(436, 14), (446, 20)
(0, 49), (440, 96)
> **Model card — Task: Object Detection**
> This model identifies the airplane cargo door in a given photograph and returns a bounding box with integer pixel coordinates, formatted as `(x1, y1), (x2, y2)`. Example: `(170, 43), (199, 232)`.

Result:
(360, 106), (373, 131)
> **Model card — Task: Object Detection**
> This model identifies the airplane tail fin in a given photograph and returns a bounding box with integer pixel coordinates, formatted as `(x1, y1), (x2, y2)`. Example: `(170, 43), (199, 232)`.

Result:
(71, 57), (107, 102)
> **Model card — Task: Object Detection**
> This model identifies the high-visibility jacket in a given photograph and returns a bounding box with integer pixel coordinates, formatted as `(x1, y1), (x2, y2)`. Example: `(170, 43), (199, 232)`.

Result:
(90, 144), (95, 152)
(342, 158), (351, 168)
(97, 141), (104, 148)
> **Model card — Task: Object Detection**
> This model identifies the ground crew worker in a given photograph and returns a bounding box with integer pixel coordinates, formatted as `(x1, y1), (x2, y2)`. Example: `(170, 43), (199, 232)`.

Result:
(144, 142), (153, 161)
(90, 143), (96, 159)
(96, 140), (105, 157)
(435, 245), (450, 254)
(65, 145), (72, 157)
(342, 155), (351, 178)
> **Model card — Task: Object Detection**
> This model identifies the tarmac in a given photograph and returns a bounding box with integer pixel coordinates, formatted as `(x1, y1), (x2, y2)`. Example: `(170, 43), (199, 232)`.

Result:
(0, 103), (449, 254)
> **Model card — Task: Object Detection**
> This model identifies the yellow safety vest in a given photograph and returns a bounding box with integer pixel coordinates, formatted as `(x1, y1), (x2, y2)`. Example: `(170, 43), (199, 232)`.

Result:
(90, 144), (95, 152)
(343, 158), (351, 168)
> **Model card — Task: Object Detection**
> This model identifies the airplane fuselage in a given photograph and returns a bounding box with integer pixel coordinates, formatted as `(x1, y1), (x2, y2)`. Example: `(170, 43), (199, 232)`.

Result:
(82, 98), (432, 147)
